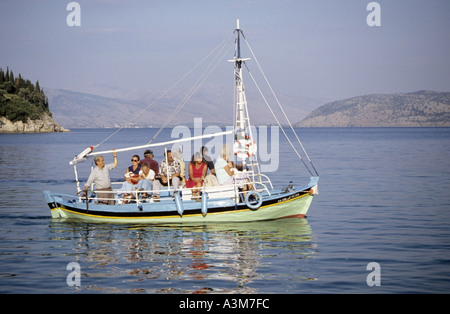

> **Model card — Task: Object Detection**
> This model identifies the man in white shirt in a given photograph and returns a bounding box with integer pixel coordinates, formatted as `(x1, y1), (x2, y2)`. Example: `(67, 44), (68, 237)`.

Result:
(153, 150), (181, 199)
(82, 150), (118, 205)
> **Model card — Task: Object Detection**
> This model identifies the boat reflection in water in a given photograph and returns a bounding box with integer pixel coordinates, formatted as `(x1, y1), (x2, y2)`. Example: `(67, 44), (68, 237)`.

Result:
(50, 218), (316, 293)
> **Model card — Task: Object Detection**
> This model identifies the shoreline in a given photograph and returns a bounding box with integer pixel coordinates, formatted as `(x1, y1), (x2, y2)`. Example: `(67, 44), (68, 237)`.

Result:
(0, 115), (69, 134)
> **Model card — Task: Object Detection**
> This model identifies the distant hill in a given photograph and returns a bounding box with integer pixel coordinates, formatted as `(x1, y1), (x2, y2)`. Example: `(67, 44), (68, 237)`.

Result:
(46, 86), (322, 128)
(45, 89), (148, 128)
(295, 91), (450, 127)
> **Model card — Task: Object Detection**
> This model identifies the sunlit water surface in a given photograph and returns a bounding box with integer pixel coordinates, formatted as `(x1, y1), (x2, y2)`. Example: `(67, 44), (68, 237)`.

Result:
(0, 127), (449, 293)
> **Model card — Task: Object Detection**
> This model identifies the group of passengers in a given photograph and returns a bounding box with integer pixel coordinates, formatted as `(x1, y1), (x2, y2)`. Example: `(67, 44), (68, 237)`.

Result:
(84, 145), (253, 204)
(119, 148), (182, 203)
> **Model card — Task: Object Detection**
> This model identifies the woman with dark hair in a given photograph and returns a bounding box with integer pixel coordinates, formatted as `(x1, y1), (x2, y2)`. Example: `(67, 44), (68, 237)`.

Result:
(185, 152), (207, 200)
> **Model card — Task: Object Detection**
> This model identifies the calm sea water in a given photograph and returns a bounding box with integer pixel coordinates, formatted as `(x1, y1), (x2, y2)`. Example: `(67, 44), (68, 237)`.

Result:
(0, 127), (449, 294)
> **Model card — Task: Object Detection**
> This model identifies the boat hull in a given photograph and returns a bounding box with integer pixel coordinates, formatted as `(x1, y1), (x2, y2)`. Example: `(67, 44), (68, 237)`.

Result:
(44, 177), (318, 224)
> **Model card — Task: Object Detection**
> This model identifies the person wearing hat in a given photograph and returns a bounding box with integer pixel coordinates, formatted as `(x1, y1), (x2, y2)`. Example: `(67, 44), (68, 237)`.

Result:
(139, 149), (159, 178)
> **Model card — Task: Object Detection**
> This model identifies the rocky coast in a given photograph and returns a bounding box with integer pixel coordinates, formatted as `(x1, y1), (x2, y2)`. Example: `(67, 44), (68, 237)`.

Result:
(0, 113), (68, 133)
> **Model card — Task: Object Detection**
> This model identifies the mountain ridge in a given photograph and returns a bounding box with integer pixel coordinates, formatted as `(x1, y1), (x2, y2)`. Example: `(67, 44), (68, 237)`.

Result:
(295, 91), (450, 127)
(45, 86), (324, 128)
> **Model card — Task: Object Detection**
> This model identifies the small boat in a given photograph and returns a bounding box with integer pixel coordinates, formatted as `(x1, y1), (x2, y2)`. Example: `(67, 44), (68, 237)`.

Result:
(43, 20), (319, 224)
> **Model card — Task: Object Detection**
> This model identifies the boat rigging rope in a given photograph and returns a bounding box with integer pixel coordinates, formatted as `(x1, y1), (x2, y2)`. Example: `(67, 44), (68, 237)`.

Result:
(93, 32), (234, 150)
(147, 33), (234, 145)
(243, 37), (319, 176)
(84, 29), (319, 177)
(245, 66), (314, 176)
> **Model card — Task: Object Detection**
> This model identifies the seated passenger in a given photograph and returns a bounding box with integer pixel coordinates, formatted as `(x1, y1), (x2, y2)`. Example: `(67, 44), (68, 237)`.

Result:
(136, 163), (155, 200)
(126, 155), (141, 181)
(233, 163), (254, 200)
(214, 144), (235, 185)
(185, 152), (207, 200)
(201, 146), (215, 175)
(153, 150), (182, 200)
(172, 149), (186, 185)
(139, 149), (159, 177)
(119, 155), (141, 203)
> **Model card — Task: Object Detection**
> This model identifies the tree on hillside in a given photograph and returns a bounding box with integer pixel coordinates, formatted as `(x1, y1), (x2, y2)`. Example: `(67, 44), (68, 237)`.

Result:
(0, 66), (51, 122)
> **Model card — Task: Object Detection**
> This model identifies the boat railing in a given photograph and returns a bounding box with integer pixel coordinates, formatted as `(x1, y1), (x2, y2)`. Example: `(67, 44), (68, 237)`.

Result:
(79, 170), (273, 205)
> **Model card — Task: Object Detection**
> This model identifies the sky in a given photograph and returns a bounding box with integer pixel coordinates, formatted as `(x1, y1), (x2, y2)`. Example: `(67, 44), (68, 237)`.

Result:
(1, 0), (449, 105)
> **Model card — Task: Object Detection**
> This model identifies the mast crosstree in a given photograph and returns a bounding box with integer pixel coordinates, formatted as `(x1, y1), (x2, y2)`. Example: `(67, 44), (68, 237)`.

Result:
(229, 19), (260, 177)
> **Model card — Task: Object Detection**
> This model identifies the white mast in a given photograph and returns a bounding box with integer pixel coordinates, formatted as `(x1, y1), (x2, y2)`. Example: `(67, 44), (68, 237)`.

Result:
(230, 19), (250, 141)
(229, 19), (260, 176)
